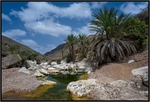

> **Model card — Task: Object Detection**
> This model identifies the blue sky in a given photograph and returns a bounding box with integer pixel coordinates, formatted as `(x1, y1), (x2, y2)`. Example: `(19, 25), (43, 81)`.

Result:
(2, 2), (148, 54)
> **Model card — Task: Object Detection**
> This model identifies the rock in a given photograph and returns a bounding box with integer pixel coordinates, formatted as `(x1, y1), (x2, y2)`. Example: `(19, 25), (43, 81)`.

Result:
(48, 68), (60, 73)
(39, 69), (49, 75)
(33, 70), (45, 77)
(139, 91), (148, 97)
(48, 67), (55, 70)
(60, 71), (70, 75)
(66, 79), (99, 97)
(142, 75), (148, 86)
(18, 67), (30, 74)
(2, 54), (22, 69)
(40, 80), (57, 86)
(51, 61), (57, 66)
(60, 59), (66, 64)
(26, 60), (37, 68)
(88, 83), (147, 100)
(131, 66), (148, 76)
(40, 62), (48, 66)
(128, 60), (134, 64)
(131, 66), (148, 88)
(53, 64), (63, 69)
(110, 80), (128, 87)
(28, 66), (38, 71)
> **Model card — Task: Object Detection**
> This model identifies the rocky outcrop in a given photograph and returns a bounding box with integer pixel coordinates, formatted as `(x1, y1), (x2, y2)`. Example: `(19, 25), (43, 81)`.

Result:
(2, 54), (22, 69)
(67, 79), (147, 100)
(131, 66), (148, 88)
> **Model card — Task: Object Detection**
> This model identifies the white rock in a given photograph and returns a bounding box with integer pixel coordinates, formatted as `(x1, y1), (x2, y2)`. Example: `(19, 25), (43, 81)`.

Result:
(39, 69), (49, 75)
(18, 67), (30, 74)
(48, 67), (55, 70)
(53, 64), (61, 69)
(40, 80), (57, 86)
(128, 60), (135, 64)
(28, 66), (38, 71)
(48, 69), (60, 73)
(33, 70), (45, 77)
(67, 79), (99, 97)
(131, 66), (148, 76)
(51, 62), (57, 66)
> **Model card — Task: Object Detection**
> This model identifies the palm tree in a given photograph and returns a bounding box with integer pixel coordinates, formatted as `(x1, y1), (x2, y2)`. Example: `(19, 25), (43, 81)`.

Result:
(65, 34), (77, 62)
(89, 7), (137, 65)
(78, 34), (87, 58)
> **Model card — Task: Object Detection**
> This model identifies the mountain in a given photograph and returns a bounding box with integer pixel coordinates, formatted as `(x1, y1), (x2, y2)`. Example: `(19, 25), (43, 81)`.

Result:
(44, 35), (95, 61)
(2, 35), (48, 61)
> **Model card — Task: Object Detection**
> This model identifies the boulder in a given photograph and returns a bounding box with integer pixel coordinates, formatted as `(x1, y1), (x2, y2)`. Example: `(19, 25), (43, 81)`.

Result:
(51, 61), (57, 66)
(33, 70), (45, 77)
(131, 66), (148, 76)
(66, 79), (99, 97)
(2, 54), (22, 69)
(131, 66), (148, 88)
(18, 67), (30, 74)
(26, 60), (37, 68)
(39, 69), (49, 75)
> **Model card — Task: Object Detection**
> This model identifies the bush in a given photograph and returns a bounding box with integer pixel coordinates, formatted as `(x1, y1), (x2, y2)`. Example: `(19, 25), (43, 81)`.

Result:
(125, 18), (148, 51)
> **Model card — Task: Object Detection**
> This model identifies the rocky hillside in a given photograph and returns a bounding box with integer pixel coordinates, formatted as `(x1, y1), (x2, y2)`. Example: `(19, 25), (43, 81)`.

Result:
(2, 35), (49, 62)
(44, 35), (95, 61)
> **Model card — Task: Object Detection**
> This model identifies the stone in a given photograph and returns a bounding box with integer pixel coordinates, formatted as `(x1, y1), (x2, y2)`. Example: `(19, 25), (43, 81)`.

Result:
(128, 60), (135, 64)
(18, 67), (30, 74)
(33, 70), (45, 77)
(40, 80), (57, 86)
(39, 69), (49, 75)
(48, 69), (60, 73)
(110, 80), (128, 87)
(66, 79), (99, 97)
(131, 66), (148, 76)
(51, 61), (57, 66)
(26, 60), (37, 68)
(2, 54), (22, 69)
(28, 66), (38, 71)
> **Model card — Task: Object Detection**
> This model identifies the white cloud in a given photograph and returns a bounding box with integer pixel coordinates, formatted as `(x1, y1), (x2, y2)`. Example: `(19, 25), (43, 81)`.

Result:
(72, 23), (95, 36)
(24, 19), (72, 37)
(10, 2), (93, 37)
(91, 2), (107, 9)
(2, 13), (11, 21)
(2, 29), (26, 38)
(20, 39), (56, 54)
(21, 39), (38, 47)
(10, 2), (92, 22)
(120, 2), (148, 15)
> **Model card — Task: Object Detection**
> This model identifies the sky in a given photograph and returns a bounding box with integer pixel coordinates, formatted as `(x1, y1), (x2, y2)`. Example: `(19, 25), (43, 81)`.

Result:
(2, 2), (148, 55)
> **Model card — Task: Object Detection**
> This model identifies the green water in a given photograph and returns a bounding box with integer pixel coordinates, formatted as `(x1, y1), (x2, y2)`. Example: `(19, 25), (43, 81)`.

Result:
(33, 73), (86, 100)
(2, 73), (87, 100)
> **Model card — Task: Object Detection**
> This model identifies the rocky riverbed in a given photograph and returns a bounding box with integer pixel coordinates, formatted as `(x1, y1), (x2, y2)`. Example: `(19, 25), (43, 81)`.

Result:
(2, 51), (148, 100)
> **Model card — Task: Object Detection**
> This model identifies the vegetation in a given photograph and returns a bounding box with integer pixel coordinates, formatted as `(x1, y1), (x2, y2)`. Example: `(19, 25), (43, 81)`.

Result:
(89, 7), (138, 65)
(125, 17), (148, 51)
(65, 34), (78, 62)
(8, 44), (20, 54)
(78, 34), (90, 58)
